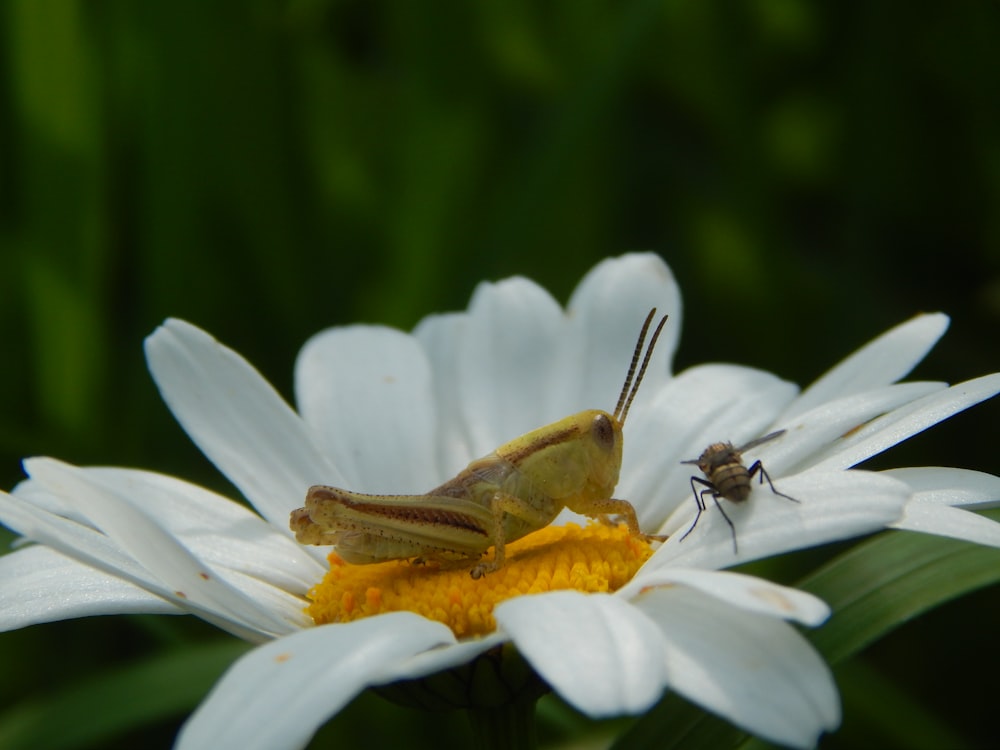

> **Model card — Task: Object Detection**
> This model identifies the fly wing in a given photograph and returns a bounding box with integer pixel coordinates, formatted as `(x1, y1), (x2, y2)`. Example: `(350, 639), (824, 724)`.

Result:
(737, 429), (786, 453)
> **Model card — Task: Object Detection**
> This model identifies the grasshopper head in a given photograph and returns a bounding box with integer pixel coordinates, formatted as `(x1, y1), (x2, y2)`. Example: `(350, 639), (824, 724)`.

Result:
(575, 408), (624, 499)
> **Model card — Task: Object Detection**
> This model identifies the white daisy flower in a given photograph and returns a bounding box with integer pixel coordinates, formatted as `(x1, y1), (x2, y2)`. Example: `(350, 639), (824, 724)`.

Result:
(2, 254), (998, 750)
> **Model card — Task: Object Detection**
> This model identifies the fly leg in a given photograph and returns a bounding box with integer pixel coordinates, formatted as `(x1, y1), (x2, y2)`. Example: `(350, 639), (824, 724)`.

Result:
(747, 461), (800, 504)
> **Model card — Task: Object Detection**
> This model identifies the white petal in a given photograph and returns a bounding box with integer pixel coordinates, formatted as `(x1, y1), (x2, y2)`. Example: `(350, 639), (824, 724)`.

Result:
(453, 277), (566, 454)
(883, 466), (1000, 508)
(891, 503), (1000, 547)
(144, 319), (339, 530)
(495, 591), (667, 716)
(24, 458), (295, 637)
(0, 545), (179, 631)
(412, 254), (683, 482)
(762, 382), (945, 477)
(176, 614), (455, 750)
(619, 568), (829, 626)
(295, 325), (440, 491)
(779, 313), (949, 422)
(412, 312), (477, 476)
(806, 374), (1000, 471)
(388, 633), (506, 681)
(82, 467), (324, 593)
(4, 484), (175, 588)
(622, 363), (798, 528)
(1, 488), (269, 641)
(15, 464), (319, 604)
(563, 253), (682, 413)
(654, 470), (909, 570)
(635, 586), (839, 749)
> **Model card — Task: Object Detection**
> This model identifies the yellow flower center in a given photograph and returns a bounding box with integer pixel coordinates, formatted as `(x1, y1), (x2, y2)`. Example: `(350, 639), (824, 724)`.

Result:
(306, 522), (653, 638)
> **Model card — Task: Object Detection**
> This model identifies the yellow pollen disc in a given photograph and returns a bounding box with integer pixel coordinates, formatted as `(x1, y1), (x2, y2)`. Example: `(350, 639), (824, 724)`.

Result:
(306, 522), (654, 638)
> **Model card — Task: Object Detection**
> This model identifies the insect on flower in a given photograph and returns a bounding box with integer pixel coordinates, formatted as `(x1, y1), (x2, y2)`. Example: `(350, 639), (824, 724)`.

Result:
(291, 309), (669, 578)
(680, 430), (799, 553)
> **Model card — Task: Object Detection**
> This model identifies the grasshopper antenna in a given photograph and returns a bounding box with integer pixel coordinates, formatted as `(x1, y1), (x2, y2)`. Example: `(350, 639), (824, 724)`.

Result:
(614, 309), (668, 425)
(613, 309), (654, 420)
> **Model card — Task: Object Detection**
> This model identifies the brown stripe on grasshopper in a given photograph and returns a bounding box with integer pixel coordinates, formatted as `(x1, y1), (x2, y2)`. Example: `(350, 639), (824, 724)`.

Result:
(290, 308), (670, 578)
(307, 486), (491, 534)
(501, 424), (580, 466)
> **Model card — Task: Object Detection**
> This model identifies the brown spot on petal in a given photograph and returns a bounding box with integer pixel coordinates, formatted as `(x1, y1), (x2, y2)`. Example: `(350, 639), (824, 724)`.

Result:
(841, 416), (880, 439)
(753, 586), (795, 613)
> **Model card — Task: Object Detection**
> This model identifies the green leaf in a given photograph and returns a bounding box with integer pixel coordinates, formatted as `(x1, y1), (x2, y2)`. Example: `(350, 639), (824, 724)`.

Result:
(612, 693), (746, 750)
(820, 659), (973, 750)
(0, 639), (249, 750)
(800, 510), (1000, 666)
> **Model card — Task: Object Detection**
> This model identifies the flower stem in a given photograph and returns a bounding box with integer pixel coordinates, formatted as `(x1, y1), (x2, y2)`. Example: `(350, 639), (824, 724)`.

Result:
(466, 696), (538, 750)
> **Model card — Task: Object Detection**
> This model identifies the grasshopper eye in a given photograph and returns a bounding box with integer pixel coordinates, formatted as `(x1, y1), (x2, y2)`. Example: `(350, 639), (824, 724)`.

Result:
(591, 413), (616, 451)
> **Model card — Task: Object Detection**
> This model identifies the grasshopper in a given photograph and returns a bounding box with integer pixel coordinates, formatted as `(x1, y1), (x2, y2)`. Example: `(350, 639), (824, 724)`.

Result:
(290, 309), (668, 578)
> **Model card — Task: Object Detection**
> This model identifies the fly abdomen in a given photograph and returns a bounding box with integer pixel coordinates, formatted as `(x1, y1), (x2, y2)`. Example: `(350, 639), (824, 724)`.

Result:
(711, 463), (752, 503)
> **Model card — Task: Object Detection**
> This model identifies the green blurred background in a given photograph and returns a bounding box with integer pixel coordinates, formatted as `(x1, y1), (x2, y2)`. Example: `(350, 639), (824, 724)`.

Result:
(1, 1), (998, 748)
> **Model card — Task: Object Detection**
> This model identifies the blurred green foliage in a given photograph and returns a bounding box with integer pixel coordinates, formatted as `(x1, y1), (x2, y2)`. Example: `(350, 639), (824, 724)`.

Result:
(1, 1), (998, 747)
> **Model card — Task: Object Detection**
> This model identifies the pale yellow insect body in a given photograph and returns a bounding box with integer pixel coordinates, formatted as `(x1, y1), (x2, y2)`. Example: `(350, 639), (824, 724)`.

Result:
(290, 310), (667, 578)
